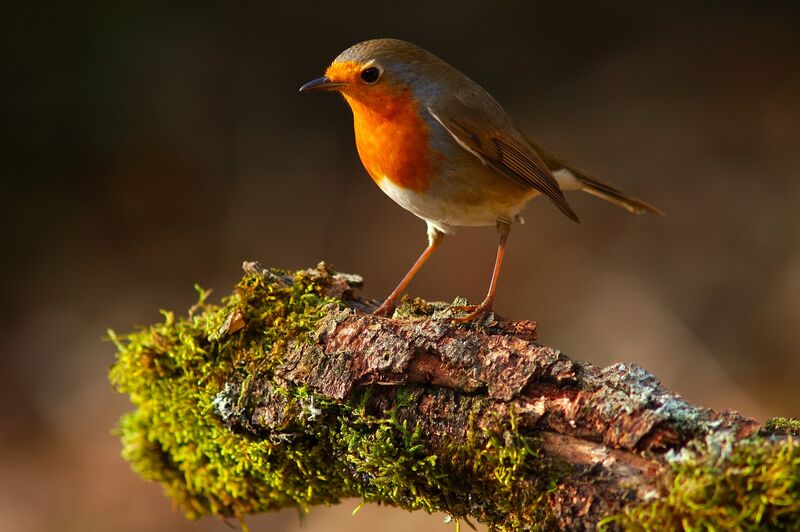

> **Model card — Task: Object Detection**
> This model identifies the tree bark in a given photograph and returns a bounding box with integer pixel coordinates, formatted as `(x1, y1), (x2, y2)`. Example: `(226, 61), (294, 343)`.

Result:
(111, 262), (800, 531)
(231, 262), (790, 529)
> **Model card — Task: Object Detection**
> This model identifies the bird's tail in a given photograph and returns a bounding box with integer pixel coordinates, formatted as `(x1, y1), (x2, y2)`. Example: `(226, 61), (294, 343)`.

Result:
(558, 166), (663, 215)
(529, 138), (663, 215)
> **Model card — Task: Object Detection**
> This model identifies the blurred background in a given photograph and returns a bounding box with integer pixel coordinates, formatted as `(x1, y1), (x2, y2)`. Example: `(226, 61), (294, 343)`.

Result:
(2, 1), (799, 530)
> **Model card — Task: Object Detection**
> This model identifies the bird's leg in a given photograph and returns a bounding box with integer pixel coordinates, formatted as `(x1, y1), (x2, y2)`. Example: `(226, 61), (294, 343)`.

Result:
(373, 225), (444, 317)
(453, 219), (511, 322)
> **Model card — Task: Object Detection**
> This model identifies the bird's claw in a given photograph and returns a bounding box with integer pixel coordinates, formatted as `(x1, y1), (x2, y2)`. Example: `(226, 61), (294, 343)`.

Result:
(448, 304), (479, 313)
(373, 301), (396, 318)
(449, 301), (493, 323)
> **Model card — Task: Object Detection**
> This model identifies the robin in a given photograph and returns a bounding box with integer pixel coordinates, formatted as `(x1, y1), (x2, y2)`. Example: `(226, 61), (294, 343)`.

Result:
(300, 38), (660, 321)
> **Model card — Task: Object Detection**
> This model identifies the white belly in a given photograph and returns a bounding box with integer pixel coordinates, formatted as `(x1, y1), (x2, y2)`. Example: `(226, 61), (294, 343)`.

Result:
(375, 175), (535, 234)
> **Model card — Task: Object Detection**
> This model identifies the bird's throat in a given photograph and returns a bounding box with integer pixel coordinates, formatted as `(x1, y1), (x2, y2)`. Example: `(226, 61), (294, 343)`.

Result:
(344, 90), (437, 193)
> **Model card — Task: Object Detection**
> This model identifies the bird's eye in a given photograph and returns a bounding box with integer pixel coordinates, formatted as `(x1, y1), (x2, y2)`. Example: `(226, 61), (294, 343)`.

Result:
(360, 66), (381, 84)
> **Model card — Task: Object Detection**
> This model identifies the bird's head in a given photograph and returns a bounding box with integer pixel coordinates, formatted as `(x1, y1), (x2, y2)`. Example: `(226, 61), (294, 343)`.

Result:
(299, 39), (444, 109)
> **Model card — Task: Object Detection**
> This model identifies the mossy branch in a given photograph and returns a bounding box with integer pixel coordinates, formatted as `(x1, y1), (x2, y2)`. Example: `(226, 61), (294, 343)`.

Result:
(109, 262), (800, 530)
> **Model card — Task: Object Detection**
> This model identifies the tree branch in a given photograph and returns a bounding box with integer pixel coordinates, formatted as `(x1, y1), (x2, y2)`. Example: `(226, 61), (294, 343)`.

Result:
(109, 262), (800, 531)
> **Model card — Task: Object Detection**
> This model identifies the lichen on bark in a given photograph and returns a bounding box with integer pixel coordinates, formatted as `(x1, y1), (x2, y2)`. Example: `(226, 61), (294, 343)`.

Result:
(109, 262), (800, 530)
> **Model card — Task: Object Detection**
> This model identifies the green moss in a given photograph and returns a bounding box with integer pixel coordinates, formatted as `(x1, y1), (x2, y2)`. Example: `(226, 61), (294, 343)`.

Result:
(109, 268), (341, 521)
(602, 436), (800, 531)
(109, 266), (556, 530)
(765, 418), (800, 436)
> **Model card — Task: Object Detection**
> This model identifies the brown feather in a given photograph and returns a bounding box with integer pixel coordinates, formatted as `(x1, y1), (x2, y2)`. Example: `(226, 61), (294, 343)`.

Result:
(428, 107), (580, 223)
(528, 138), (663, 216)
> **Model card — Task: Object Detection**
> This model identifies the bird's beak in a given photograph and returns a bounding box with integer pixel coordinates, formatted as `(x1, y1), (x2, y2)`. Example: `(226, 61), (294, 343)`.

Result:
(299, 76), (344, 93)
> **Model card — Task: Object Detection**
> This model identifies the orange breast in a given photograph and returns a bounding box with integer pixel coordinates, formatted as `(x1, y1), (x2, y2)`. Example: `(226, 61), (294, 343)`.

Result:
(344, 89), (435, 192)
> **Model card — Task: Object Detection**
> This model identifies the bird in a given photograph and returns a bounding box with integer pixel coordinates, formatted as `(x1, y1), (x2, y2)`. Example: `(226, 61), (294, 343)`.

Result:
(300, 38), (661, 321)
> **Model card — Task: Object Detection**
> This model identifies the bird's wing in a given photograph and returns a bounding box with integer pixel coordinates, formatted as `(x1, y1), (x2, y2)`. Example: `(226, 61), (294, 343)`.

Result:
(426, 104), (579, 223)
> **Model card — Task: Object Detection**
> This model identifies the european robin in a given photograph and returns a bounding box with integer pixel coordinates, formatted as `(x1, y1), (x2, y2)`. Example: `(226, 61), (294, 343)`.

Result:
(300, 38), (660, 320)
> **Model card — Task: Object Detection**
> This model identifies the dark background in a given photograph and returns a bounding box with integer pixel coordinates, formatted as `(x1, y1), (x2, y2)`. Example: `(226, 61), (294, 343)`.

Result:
(2, 2), (799, 530)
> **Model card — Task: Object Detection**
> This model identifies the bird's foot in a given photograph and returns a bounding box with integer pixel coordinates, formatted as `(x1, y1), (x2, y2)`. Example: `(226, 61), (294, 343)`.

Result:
(448, 304), (478, 313)
(450, 299), (493, 323)
(373, 299), (396, 318)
